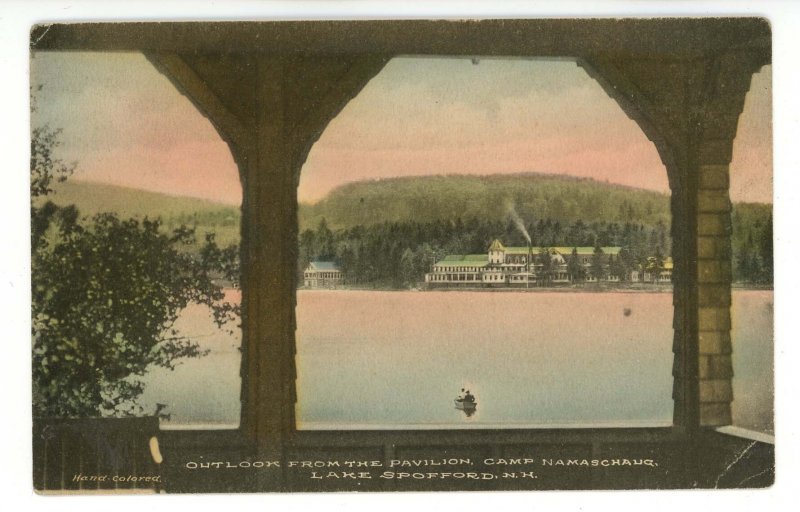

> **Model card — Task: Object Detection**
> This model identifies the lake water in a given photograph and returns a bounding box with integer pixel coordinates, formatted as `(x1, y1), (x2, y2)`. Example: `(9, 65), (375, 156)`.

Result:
(140, 289), (773, 434)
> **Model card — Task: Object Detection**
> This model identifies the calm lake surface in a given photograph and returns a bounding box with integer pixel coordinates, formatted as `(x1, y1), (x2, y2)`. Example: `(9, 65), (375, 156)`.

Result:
(140, 289), (773, 434)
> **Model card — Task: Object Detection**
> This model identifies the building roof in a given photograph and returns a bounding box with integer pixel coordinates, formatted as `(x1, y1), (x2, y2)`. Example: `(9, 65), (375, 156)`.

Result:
(504, 246), (622, 256)
(488, 239), (506, 252)
(434, 243), (626, 267)
(435, 254), (489, 267)
(308, 261), (340, 271)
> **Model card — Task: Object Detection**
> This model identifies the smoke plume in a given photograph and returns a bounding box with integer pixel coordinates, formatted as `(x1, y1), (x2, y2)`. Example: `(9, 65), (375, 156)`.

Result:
(506, 202), (531, 244)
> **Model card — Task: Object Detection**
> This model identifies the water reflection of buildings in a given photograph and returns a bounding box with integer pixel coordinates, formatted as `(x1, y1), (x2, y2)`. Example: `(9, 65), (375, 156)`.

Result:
(425, 239), (672, 287)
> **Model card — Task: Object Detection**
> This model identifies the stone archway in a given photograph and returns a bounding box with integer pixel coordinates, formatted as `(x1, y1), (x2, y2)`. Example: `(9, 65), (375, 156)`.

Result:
(579, 52), (768, 429)
(32, 20), (772, 489)
(145, 53), (392, 446)
(140, 42), (768, 446)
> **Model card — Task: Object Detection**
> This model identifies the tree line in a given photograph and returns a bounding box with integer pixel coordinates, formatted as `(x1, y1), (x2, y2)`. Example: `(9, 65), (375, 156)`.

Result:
(298, 217), (671, 288)
(732, 210), (773, 285)
(31, 112), (239, 418)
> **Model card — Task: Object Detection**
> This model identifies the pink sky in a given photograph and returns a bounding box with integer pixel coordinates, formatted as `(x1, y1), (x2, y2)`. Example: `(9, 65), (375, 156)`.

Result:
(31, 53), (772, 205)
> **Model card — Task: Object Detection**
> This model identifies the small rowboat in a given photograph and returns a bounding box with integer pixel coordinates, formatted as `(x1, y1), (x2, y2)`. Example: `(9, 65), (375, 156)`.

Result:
(454, 399), (477, 410)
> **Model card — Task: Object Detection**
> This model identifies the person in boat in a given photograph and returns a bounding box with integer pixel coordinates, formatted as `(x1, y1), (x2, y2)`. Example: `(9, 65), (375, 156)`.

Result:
(464, 390), (475, 403)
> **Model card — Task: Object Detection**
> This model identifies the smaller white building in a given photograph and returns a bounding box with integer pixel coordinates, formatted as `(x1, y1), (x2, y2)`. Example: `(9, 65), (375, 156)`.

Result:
(303, 261), (343, 288)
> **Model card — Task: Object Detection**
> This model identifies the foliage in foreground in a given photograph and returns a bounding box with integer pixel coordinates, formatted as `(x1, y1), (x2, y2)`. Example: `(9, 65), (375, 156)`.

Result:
(31, 123), (240, 418)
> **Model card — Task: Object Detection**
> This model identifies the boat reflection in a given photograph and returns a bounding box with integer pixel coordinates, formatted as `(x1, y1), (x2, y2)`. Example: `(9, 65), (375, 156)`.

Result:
(458, 405), (477, 417)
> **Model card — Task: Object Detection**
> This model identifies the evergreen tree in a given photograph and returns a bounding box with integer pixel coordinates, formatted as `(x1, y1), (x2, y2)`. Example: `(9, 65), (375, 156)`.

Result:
(736, 233), (758, 283)
(298, 228), (316, 276)
(618, 247), (635, 282)
(759, 214), (773, 284)
(337, 243), (357, 284)
(609, 254), (625, 281)
(567, 247), (584, 282)
(315, 218), (335, 260)
(400, 248), (416, 287)
(538, 248), (553, 285)
(31, 121), (238, 417)
(414, 243), (436, 277)
(590, 245), (606, 280)
(645, 249), (665, 283)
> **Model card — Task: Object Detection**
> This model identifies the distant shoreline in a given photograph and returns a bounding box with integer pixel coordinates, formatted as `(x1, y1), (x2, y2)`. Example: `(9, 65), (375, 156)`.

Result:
(731, 283), (774, 290)
(298, 284), (773, 293)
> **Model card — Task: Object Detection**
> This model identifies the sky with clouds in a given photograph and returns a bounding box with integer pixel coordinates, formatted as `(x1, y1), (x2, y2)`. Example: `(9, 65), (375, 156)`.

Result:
(30, 52), (772, 205)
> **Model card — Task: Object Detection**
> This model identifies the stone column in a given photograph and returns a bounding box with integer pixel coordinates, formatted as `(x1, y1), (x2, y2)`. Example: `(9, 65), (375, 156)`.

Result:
(696, 163), (734, 425)
(148, 52), (389, 454)
(694, 53), (766, 426)
(582, 51), (766, 429)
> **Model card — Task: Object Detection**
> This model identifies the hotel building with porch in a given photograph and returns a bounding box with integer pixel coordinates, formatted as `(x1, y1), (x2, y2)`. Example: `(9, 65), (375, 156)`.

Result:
(425, 239), (622, 287)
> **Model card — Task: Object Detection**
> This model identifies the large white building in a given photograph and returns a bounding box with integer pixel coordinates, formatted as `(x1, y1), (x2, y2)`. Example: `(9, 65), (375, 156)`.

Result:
(425, 239), (622, 287)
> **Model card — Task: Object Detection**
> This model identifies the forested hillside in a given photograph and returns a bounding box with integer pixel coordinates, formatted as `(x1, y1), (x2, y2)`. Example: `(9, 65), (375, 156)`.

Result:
(298, 174), (772, 287)
(37, 175), (771, 287)
(299, 173), (671, 232)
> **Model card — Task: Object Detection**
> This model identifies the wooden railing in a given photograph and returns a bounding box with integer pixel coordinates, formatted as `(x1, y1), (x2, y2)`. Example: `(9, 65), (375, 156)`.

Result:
(33, 417), (161, 493)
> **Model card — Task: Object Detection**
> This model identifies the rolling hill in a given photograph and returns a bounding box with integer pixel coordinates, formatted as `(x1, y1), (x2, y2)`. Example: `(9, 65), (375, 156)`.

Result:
(35, 174), (771, 252)
(299, 173), (676, 232)
(37, 180), (242, 247)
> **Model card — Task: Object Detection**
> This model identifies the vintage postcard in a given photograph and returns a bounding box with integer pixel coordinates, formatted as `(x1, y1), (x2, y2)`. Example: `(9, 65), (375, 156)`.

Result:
(29, 17), (774, 493)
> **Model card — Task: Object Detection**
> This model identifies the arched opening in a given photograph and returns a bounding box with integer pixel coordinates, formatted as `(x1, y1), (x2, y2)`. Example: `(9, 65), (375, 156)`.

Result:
(30, 51), (244, 429)
(29, 18), (774, 493)
(30, 51), (772, 435)
(728, 65), (773, 436)
(295, 56), (675, 429)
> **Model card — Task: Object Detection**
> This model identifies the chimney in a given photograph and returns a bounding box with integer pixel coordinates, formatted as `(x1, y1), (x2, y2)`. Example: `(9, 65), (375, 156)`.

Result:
(527, 241), (532, 274)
